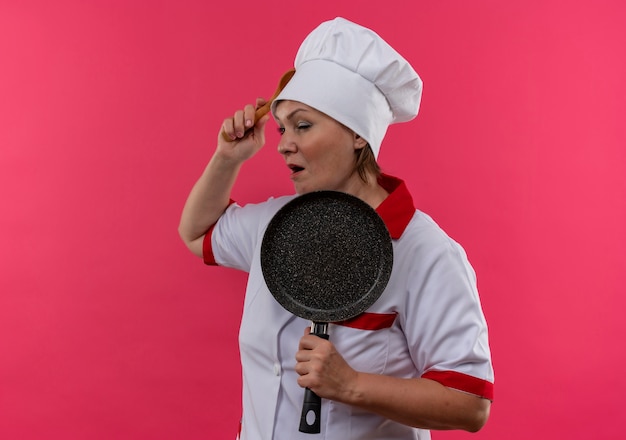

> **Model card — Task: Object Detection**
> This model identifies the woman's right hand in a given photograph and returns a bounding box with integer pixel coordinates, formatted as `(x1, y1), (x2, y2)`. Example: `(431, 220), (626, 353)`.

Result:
(217, 97), (270, 164)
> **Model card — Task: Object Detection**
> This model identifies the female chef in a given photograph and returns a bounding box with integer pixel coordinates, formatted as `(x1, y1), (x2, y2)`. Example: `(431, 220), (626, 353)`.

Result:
(179, 17), (494, 440)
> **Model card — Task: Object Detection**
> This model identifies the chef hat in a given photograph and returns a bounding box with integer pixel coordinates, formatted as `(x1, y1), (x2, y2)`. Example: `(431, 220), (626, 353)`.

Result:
(271, 17), (423, 159)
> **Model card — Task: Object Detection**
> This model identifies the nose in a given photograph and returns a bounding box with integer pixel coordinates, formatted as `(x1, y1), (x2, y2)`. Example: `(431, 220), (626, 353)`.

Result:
(277, 134), (296, 155)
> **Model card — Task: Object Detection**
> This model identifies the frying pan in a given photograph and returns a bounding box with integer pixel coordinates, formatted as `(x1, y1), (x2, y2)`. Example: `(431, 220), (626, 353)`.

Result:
(260, 190), (393, 434)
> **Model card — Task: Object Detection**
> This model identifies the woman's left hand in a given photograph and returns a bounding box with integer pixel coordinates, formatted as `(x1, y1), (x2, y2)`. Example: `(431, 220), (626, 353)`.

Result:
(295, 327), (359, 403)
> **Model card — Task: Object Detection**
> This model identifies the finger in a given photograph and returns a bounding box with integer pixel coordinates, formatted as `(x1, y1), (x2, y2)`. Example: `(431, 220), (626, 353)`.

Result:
(298, 334), (315, 351)
(299, 334), (331, 353)
(232, 109), (247, 138)
(221, 118), (236, 141)
(250, 113), (270, 142)
(295, 345), (313, 362)
(297, 376), (308, 389)
(253, 97), (271, 120)
(242, 104), (256, 129)
(294, 356), (309, 373)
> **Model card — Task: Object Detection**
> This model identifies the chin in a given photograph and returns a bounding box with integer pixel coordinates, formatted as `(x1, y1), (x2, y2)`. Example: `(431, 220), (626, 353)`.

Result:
(294, 187), (309, 195)
(292, 181), (314, 195)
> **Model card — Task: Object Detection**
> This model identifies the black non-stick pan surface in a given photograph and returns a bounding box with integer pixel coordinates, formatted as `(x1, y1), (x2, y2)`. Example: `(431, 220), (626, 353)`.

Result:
(261, 190), (393, 323)
(260, 190), (393, 434)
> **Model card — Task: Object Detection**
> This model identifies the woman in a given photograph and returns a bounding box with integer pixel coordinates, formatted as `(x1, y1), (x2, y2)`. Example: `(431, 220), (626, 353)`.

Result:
(179, 17), (494, 440)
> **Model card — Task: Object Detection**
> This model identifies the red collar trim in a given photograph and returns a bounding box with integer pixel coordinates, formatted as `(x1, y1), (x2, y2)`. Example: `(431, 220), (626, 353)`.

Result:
(376, 174), (415, 239)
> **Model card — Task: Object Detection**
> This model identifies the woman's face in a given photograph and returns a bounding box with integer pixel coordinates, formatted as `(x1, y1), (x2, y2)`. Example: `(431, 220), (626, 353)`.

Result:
(273, 100), (366, 195)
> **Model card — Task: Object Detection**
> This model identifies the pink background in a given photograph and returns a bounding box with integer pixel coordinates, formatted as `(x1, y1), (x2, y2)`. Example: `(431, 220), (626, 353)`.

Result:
(1, 1), (624, 439)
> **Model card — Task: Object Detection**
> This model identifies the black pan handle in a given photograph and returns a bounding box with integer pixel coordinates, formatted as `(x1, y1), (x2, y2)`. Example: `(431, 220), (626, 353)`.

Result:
(298, 322), (329, 434)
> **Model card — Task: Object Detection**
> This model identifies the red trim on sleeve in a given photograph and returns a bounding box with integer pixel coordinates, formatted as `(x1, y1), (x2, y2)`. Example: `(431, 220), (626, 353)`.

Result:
(422, 370), (494, 400)
(202, 199), (236, 266)
(202, 222), (218, 266)
(335, 312), (397, 330)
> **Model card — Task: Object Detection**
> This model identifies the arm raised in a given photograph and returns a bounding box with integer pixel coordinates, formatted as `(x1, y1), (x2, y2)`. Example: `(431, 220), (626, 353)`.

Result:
(178, 99), (270, 257)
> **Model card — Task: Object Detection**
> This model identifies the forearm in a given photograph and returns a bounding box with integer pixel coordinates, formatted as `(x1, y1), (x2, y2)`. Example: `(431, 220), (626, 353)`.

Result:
(178, 99), (270, 256)
(344, 374), (490, 432)
(178, 152), (243, 256)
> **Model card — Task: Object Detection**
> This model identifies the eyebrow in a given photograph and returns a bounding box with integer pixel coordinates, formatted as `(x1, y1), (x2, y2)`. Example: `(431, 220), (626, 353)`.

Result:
(275, 107), (310, 123)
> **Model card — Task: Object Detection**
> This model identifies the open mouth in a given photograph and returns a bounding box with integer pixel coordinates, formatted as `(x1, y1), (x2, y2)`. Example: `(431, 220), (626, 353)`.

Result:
(288, 164), (304, 174)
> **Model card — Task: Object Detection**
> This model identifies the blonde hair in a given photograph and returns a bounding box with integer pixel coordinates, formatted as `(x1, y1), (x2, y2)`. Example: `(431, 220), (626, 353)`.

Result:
(355, 145), (381, 184)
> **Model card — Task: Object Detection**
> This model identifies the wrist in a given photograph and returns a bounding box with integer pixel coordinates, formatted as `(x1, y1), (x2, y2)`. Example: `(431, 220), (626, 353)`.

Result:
(210, 149), (246, 170)
(339, 371), (366, 406)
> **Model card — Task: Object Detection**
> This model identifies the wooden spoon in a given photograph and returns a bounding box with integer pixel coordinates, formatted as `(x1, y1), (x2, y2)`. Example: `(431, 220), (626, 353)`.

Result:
(221, 68), (296, 142)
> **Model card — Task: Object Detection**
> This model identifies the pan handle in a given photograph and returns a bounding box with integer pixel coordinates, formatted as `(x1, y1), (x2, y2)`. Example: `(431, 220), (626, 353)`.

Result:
(298, 322), (329, 434)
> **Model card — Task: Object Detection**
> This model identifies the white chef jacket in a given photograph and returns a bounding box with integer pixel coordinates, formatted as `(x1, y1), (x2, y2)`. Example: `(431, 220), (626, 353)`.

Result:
(203, 174), (494, 440)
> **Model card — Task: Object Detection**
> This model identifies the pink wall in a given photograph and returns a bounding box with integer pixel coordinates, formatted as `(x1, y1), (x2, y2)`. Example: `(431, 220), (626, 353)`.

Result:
(1, 1), (624, 439)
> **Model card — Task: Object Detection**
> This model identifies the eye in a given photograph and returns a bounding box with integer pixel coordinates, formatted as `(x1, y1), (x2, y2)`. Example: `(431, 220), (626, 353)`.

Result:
(277, 127), (285, 135)
(296, 122), (311, 130)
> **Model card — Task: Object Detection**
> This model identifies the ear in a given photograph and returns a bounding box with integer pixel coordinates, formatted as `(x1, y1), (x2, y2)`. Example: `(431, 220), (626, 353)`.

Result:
(353, 133), (368, 150)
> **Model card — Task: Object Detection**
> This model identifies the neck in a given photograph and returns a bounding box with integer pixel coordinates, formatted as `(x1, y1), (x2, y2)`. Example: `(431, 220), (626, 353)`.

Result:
(345, 176), (389, 209)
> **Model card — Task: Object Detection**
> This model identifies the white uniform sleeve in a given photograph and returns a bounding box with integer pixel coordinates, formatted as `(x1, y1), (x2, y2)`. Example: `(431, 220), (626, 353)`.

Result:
(402, 212), (494, 392)
(210, 196), (295, 273)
